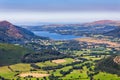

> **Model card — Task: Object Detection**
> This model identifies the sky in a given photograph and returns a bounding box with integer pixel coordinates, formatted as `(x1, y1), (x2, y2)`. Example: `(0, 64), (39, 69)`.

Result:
(0, 0), (120, 25)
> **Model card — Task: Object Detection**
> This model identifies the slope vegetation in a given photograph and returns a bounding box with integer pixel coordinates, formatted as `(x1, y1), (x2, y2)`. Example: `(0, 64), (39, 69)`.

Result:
(97, 55), (120, 75)
(0, 43), (31, 66)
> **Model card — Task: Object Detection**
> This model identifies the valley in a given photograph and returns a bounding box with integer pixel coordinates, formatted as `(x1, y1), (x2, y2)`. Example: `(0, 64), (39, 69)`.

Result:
(0, 20), (120, 80)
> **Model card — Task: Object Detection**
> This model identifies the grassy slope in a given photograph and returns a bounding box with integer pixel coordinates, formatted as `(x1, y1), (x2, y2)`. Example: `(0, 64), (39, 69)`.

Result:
(0, 43), (31, 66)
(0, 66), (15, 79)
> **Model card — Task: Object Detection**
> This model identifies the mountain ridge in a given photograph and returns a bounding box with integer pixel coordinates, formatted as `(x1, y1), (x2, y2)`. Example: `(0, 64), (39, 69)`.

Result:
(0, 20), (40, 43)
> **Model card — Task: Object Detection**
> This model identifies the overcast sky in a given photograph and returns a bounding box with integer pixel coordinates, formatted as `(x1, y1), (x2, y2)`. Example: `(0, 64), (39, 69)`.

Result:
(0, 0), (120, 25)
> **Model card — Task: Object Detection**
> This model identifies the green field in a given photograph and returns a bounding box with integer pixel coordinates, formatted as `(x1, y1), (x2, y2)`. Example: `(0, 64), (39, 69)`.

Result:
(0, 43), (120, 80)
(0, 56), (120, 80)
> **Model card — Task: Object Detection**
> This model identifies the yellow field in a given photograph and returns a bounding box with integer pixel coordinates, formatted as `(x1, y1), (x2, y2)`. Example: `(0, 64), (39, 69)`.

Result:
(19, 72), (49, 78)
(52, 59), (66, 64)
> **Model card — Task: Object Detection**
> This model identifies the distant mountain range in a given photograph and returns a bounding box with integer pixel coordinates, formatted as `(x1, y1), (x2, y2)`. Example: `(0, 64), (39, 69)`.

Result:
(0, 20), (119, 43)
(86, 20), (120, 37)
(0, 20), (46, 43)
(89, 20), (120, 37)
(23, 20), (120, 37)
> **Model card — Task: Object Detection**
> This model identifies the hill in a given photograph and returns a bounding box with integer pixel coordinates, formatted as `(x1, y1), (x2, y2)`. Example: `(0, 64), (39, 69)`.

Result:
(96, 55), (120, 75)
(84, 20), (120, 26)
(104, 27), (120, 38)
(0, 21), (40, 43)
(24, 20), (120, 36)
(0, 43), (32, 66)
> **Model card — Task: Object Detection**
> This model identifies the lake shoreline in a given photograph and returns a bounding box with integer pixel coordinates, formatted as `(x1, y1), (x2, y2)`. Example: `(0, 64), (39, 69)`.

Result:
(33, 31), (85, 40)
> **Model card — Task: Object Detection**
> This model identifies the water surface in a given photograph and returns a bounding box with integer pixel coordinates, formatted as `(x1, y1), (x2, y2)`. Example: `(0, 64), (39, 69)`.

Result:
(33, 31), (83, 40)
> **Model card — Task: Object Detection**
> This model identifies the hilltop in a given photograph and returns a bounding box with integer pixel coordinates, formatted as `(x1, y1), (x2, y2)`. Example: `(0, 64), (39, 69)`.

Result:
(84, 20), (120, 26)
(0, 20), (40, 43)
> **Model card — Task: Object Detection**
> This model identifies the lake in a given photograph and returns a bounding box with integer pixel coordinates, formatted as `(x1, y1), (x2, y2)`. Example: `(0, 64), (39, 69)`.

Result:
(33, 31), (83, 40)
